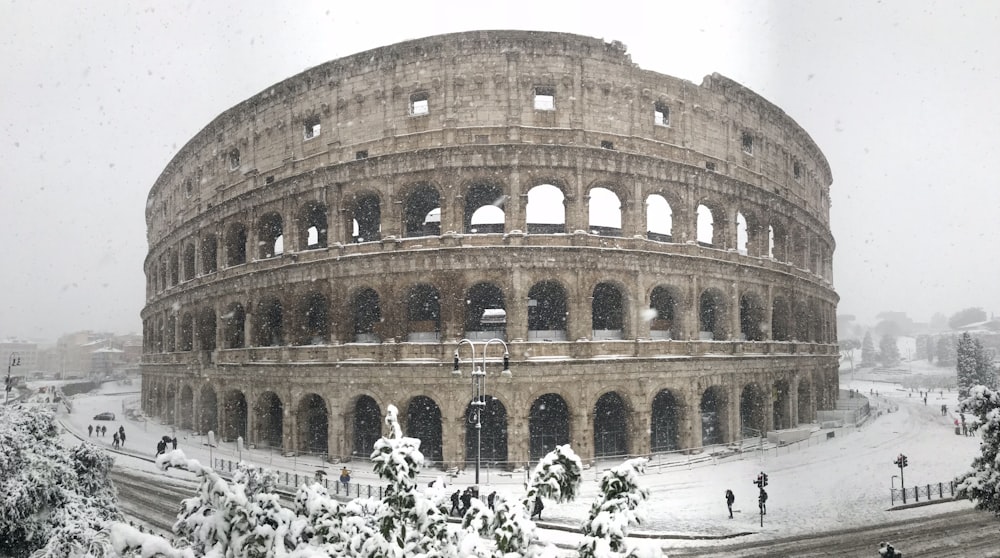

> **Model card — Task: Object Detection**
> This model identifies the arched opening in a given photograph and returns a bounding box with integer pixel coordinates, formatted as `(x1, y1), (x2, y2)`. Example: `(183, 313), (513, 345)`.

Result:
(593, 391), (629, 458)
(403, 185), (441, 238)
(165, 315), (176, 352)
(406, 284), (440, 342)
(592, 282), (625, 340)
(351, 193), (381, 243)
(198, 386), (218, 434)
(464, 397), (509, 468)
(651, 389), (680, 452)
(588, 187), (622, 236)
(406, 396), (443, 464)
(298, 394), (329, 455)
(736, 212), (749, 255)
(699, 288), (727, 340)
(527, 281), (567, 341)
(298, 291), (329, 345)
(254, 297), (284, 347)
(223, 390), (248, 442)
(168, 250), (179, 286)
(797, 379), (813, 423)
(740, 293), (766, 341)
(773, 379), (791, 430)
(696, 204), (715, 247)
(179, 385), (194, 430)
(298, 201), (328, 250)
(645, 194), (673, 242)
(352, 288), (381, 343)
(526, 184), (566, 234)
(225, 222), (247, 266)
(179, 312), (194, 351)
(197, 308), (216, 351)
(464, 183), (506, 234)
(700, 386), (727, 446)
(164, 385), (176, 424)
(771, 297), (791, 342)
(649, 286), (679, 340)
(222, 303), (245, 349)
(353, 395), (381, 457)
(256, 212), (284, 259)
(201, 233), (218, 274)
(464, 282), (506, 341)
(183, 244), (196, 281)
(529, 393), (570, 460)
(740, 384), (767, 437)
(158, 259), (167, 291)
(770, 222), (788, 262)
(254, 392), (283, 449)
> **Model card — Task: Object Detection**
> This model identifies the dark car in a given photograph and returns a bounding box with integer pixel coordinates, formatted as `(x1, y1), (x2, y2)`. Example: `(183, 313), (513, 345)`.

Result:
(93, 412), (115, 421)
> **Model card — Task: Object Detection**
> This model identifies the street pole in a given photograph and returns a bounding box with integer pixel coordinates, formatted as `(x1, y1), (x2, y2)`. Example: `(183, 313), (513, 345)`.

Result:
(5, 352), (22, 405)
(454, 338), (511, 488)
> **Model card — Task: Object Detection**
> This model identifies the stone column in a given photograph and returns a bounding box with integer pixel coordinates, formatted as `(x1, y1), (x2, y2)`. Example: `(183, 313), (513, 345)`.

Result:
(683, 388), (701, 451)
(507, 270), (528, 342)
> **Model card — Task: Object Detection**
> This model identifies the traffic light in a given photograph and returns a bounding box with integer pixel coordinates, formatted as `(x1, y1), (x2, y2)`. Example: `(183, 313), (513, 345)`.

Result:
(902, 455), (908, 467)
(894, 454), (908, 468)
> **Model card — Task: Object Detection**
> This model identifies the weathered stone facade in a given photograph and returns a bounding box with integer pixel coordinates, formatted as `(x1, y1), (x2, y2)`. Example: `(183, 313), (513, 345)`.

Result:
(141, 31), (838, 468)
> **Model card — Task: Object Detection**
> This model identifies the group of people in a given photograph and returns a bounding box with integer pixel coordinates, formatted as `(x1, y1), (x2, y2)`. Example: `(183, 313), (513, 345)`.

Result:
(155, 436), (178, 456)
(955, 413), (975, 437)
(88, 424), (126, 448)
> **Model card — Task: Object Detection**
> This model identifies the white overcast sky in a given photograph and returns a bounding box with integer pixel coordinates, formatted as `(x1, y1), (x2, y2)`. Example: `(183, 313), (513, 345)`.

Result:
(1, 0), (998, 342)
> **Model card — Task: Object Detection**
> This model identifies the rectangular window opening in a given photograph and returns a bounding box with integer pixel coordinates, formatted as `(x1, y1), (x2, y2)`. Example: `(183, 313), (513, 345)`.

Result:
(534, 87), (555, 111)
(601, 140), (614, 150)
(474, 134), (489, 144)
(741, 132), (754, 155)
(355, 150), (369, 160)
(793, 161), (802, 179)
(265, 175), (275, 185)
(304, 117), (321, 140)
(410, 92), (429, 116)
(228, 149), (240, 170)
(706, 161), (717, 172)
(654, 102), (670, 126)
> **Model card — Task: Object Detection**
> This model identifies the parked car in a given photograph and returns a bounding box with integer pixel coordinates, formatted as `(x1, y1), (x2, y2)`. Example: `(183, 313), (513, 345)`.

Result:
(93, 412), (115, 421)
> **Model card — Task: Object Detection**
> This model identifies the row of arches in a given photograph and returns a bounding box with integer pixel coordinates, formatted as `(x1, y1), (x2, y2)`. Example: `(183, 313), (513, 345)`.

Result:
(146, 373), (820, 464)
(147, 180), (833, 296)
(143, 278), (834, 352)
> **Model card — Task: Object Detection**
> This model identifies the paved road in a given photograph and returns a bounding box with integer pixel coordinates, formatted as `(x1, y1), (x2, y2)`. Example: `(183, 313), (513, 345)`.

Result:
(662, 507), (999, 557)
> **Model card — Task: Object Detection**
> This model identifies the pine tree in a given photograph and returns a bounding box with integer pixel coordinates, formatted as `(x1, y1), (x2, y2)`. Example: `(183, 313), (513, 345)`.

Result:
(937, 335), (958, 367)
(578, 458), (662, 558)
(956, 386), (1000, 514)
(957, 332), (977, 398)
(879, 334), (900, 367)
(972, 338), (997, 390)
(861, 332), (877, 368)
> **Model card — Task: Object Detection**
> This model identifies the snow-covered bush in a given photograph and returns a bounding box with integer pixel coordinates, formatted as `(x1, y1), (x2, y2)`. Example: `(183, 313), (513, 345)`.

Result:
(578, 458), (662, 558)
(0, 404), (122, 558)
(956, 385), (1000, 514)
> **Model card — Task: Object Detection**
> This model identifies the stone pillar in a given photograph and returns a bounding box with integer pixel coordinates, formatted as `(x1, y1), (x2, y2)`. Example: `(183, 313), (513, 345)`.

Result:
(634, 274), (650, 339)
(507, 270), (528, 342)
(508, 413), (529, 468)
(628, 181), (646, 238)
(631, 408), (651, 455)
(507, 170), (525, 232)
(687, 276), (700, 340)
(572, 409), (592, 464)
(684, 388), (701, 451)
(731, 282), (741, 342)
(244, 303), (255, 348)
(568, 284), (590, 342)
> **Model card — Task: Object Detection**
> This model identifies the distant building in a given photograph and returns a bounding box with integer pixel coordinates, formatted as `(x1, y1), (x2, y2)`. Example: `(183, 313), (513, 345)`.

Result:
(0, 338), (39, 377)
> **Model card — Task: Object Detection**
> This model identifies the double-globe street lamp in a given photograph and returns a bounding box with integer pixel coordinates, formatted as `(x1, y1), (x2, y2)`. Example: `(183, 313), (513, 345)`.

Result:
(5, 352), (22, 405)
(453, 338), (511, 486)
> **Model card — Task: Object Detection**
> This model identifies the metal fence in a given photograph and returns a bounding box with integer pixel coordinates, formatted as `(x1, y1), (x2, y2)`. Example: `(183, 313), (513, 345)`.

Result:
(890, 481), (958, 506)
(212, 457), (390, 499)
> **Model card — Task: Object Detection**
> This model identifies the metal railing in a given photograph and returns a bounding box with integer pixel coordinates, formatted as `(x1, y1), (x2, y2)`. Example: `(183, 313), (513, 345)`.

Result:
(890, 481), (958, 506)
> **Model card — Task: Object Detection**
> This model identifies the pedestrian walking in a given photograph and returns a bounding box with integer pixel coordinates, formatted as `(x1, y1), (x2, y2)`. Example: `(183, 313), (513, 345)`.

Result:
(460, 487), (473, 515)
(450, 490), (461, 516)
(487, 491), (496, 511)
(112, 432), (120, 448)
(725, 489), (735, 519)
(102, 425), (107, 436)
(340, 467), (351, 488)
(156, 439), (167, 456)
(119, 429), (126, 447)
(88, 424), (93, 437)
(531, 494), (544, 520)
(758, 489), (767, 515)
(171, 436), (178, 450)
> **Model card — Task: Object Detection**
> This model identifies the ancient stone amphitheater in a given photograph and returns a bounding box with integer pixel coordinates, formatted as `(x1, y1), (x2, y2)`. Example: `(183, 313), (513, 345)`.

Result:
(141, 30), (838, 469)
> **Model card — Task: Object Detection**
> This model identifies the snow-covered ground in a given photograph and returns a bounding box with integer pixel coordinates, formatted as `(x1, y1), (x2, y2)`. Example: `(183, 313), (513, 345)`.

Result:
(46, 358), (983, 552)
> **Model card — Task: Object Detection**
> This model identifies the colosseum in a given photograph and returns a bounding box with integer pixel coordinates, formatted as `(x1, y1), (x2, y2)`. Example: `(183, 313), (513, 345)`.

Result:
(141, 30), (839, 469)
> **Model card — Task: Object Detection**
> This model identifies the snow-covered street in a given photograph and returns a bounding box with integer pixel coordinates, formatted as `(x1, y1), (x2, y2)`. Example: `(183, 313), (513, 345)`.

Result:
(40, 359), (985, 553)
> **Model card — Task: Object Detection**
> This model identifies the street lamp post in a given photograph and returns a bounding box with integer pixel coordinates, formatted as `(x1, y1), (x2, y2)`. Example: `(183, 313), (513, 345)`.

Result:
(454, 338), (511, 487)
(5, 352), (22, 405)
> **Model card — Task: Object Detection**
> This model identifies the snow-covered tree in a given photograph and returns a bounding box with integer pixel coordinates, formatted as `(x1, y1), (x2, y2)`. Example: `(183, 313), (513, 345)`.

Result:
(578, 458), (662, 558)
(0, 404), (122, 558)
(956, 385), (1000, 514)
(861, 332), (877, 367)
(937, 335), (957, 367)
(973, 338), (997, 390)
(957, 332), (978, 398)
(878, 334), (900, 367)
